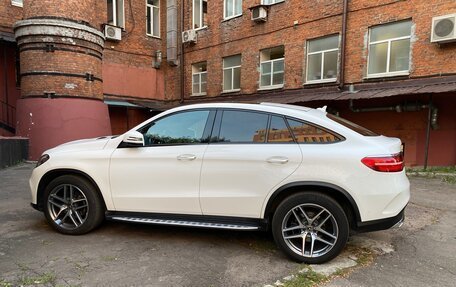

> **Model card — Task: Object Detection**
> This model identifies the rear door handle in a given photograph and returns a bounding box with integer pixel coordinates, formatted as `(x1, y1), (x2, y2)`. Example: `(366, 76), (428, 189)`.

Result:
(177, 154), (197, 161)
(266, 156), (289, 164)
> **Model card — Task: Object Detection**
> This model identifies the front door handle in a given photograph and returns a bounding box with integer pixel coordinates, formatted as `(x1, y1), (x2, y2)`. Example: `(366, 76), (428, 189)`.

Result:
(266, 156), (289, 164)
(177, 154), (197, 161)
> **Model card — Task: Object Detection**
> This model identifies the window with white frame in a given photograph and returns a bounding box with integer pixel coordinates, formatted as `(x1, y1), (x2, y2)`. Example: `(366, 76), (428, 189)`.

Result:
(11, 0), (23, 7)
(368, 20), (412, 77)
(224, 0), (242, 19)
(223, 55), (241, 92)
(260, 46), (284, 89)
(193, 0), (208, 29)
(306, 35), (339, 83)
(107, 0), (125, 28)
(262, 0), (284, 5)
(146, 0), (160, 37)
(192, 62), (207, 96)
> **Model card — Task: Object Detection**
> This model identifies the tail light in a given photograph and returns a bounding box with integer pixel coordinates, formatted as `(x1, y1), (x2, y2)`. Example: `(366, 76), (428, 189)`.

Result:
(361, 153), (404, 172)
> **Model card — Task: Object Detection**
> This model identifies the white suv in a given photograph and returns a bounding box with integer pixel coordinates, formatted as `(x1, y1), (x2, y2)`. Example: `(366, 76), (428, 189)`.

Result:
(29, 103), (410, 263)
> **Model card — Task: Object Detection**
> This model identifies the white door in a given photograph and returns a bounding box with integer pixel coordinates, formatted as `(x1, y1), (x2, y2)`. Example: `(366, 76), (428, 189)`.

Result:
(200, 110), (302, 218)
(110, 110), (212, 214)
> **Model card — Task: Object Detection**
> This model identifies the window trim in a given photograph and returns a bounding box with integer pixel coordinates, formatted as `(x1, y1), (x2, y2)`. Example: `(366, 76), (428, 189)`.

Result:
(305, 35), (339, 84)
(11, 0), (23, 7)
(260, 57), (285, 89)
(366, 22), (412, 78)
(261, 0), (285, 5)
(223, 54), (242, 92)
(193, 0), (208, 30)
(146, 0), (160, 38)
(192, 63), (208, 97)
(223, 0), (243, 20)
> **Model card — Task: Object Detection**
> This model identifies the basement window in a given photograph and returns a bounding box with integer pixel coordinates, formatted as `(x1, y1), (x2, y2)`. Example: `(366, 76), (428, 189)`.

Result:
(107, 0), (125, 28)
(192, 62), (207, 96)
(193, 0), (208, 30)
(11, 0), (23, 7)
(367, 20), (412, 78)
(260, 46), (284, 89)
(306, 35), (339, 84)
(146, 0), (160, 37)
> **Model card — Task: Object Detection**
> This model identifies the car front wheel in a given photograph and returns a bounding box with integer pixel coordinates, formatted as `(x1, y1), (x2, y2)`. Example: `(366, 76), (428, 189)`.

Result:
(272, 192), (349, 264)
(44, 175), (105, 235)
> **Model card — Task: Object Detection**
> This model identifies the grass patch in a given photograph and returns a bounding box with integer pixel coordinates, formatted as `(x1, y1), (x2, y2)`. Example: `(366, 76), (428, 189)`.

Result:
(283, 267), (328, 287)
(408, 166), (456, 173)
(407, 166), (456, 185)
(19, 272), (56, 286)
(0, 279), (13, 287)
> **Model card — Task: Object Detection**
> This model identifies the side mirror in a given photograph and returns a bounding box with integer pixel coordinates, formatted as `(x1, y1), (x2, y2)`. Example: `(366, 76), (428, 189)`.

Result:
(122, 131), (144, 147)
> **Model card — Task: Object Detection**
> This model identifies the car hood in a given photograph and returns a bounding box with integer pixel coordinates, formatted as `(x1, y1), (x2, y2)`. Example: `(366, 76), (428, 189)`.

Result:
(46, 136), (114, 154)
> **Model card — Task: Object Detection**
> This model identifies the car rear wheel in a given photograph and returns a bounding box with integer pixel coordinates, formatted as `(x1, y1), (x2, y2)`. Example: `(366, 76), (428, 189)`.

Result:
(272, 192), (349, 264)
(44, 175), (105, 235)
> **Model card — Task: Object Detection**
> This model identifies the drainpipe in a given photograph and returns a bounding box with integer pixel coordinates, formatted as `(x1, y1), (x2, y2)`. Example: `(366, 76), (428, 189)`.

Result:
(179, 0), (185, 104)
(338, 0), (348, 90)
(423, 95), (433, 170)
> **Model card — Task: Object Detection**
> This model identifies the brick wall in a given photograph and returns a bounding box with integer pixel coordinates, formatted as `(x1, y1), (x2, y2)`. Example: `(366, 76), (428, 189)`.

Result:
(170, 0), (456, 100)
(0, 0), (23, 35)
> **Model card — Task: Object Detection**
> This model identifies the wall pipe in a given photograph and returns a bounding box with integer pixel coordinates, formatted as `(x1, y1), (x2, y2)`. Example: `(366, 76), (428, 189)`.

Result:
(338, 0), (348, 90)
(179, 0), (185, 104)
(423, 95), (433, 170)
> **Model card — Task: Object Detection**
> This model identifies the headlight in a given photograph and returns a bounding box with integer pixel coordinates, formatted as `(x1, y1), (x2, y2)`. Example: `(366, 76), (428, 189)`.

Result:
(36, 154), (50, 167)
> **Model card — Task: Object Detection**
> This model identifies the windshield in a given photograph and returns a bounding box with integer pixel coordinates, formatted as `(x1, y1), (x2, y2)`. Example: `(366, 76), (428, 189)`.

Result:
(327, 114), (378, 136)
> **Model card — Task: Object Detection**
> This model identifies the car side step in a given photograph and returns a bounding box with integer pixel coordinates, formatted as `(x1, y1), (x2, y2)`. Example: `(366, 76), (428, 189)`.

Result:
(106, 212), (267, 231)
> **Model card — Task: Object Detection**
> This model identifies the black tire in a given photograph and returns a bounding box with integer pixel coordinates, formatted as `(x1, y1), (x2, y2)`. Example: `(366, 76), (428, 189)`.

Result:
(43, 175), (105, 235)
(272, 192), (349, 264)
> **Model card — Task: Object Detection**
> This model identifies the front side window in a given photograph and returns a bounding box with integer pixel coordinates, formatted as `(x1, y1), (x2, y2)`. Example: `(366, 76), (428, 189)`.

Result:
(306, 35), (339, 83)
(218, 110), (269, 143)
(223, 55), (241, 92)
(146, 0), (160, 37)
(287, 119), (341, 143)
(140, 110), (210, 145)
(192, 62), (207, 96)
(107, 0), (125, 28)
(193, 0), (208, 29)
(368, 20), (412, 77)
(224, 0), (242, 19)
(260, 46), (284, 89)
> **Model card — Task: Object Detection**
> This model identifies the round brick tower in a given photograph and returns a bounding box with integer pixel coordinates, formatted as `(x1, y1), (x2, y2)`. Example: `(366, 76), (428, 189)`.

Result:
(13, 0), (111, 159)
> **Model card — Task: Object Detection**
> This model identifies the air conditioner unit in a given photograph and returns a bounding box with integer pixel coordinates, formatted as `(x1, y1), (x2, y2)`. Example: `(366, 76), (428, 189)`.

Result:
(104, 24), (122, 41)
(251, 6), (267, 22)
(182, 29), (197, 44)
(431, 14), (456, 43)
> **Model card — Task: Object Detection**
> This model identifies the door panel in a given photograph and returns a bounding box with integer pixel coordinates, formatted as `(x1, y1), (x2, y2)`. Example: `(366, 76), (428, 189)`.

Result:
(200, 144), (302, 218)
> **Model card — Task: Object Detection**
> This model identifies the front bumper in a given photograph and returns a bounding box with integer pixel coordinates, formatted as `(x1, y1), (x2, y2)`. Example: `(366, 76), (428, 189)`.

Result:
(354, 206), (406, 233)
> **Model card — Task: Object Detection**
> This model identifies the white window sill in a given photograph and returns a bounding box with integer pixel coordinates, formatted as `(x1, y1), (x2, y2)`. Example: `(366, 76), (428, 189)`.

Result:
(222, 14), (243, 22)
(146, 34), (161, 39)
(191, 93), (207, 97)
(258, 84), (284, 91)
(365, 71), (410, 79)
(194, 26), (208, 32)
(11, 2), (23, 7)
(261, 0), (285, 6)
(221, 89), (241, 94)
(304, 78), (337, 85)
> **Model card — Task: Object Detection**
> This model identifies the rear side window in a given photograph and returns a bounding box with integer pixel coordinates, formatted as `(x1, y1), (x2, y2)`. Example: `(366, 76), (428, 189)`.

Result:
(268, 116), (294, 143)
(218, 110), (268, 143)
(287, 119), (342, 143)
(327, 114), (378, 136)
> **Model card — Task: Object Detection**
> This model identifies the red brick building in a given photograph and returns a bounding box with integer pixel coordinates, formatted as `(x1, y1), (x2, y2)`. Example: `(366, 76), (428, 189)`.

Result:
(1, 0), (455, 166)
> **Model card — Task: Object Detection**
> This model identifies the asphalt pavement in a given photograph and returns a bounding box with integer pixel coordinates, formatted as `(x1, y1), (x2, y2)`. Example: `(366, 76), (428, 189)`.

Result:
(0, 163), (455, 286)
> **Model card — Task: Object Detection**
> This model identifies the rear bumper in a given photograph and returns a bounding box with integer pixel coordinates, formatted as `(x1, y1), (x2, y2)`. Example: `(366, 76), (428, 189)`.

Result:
(354, 206), (406, 233)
